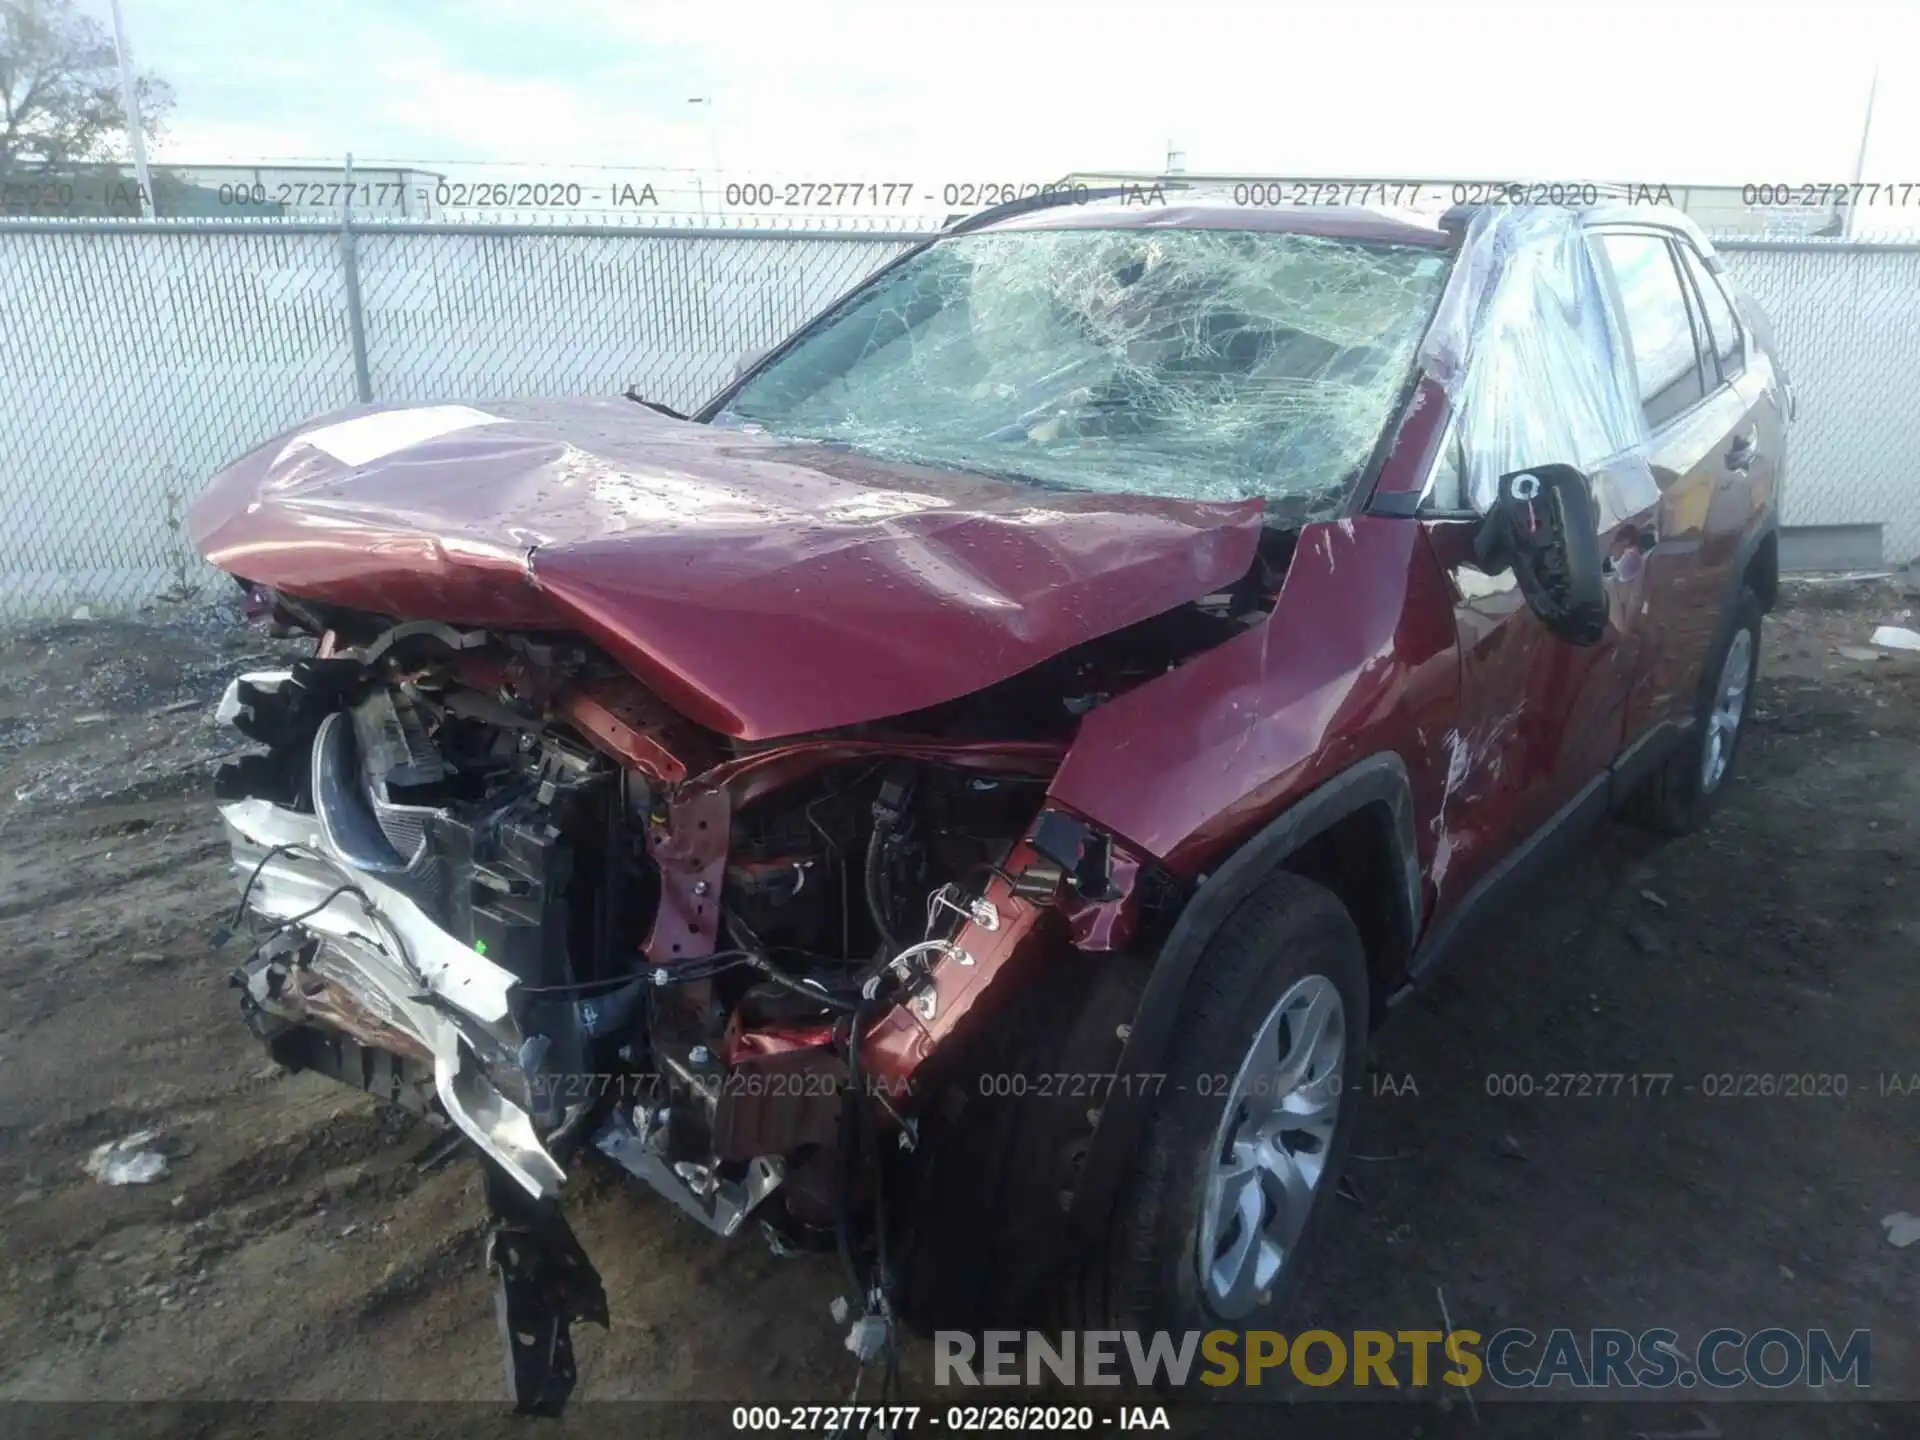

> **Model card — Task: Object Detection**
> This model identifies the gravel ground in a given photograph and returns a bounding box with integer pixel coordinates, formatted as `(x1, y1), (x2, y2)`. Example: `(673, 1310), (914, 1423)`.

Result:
(0, 584), (1916, 1439)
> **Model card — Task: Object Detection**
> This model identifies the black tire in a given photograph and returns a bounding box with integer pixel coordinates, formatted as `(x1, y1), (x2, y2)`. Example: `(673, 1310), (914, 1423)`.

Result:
(1076, 873), (1369, 1334)
(893, 947), (1149, 1332)
(1622, 587), (1763, 836)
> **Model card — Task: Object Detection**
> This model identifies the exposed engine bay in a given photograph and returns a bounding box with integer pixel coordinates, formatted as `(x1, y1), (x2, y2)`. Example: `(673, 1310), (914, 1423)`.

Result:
(209, 574), (1281, 1411)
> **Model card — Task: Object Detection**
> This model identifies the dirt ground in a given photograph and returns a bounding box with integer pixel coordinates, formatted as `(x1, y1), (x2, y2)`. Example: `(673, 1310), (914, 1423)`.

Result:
(0, 583), (1916, 1439)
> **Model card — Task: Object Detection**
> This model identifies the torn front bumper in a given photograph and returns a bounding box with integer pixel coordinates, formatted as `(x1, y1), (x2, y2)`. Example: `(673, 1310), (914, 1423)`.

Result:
(221, 794), (567, 1197)
(215, 672), (565, 1199)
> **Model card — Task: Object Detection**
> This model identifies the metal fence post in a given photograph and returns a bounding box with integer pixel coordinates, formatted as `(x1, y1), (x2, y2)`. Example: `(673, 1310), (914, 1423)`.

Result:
(0, 214), (928, 622)
(339, 153), (374, 403)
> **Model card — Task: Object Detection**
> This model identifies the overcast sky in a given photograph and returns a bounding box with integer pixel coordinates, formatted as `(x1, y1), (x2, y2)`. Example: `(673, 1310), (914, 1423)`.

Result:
(104, 0), (1916, 192)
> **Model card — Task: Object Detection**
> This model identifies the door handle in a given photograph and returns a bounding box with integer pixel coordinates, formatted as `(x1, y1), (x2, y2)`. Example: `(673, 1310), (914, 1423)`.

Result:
(1725, 432), (1757, 472)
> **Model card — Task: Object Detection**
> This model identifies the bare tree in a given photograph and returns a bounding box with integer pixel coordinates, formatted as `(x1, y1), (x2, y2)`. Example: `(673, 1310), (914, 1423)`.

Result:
(0, 0), (173, 171)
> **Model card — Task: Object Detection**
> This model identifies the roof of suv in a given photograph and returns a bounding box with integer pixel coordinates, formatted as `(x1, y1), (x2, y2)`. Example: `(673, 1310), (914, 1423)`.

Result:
(965, 190), (1719, 256)
(970, 194), (1456, 247)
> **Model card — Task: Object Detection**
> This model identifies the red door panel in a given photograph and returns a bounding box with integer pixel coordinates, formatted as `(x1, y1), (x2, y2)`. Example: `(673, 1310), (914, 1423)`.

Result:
(1420, 485), (1643, 912)
(1623, 386), (1749, 736)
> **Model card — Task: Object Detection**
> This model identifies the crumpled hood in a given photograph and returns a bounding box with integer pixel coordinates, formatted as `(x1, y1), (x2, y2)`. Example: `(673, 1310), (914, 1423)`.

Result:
(191, 397), (1265, 739)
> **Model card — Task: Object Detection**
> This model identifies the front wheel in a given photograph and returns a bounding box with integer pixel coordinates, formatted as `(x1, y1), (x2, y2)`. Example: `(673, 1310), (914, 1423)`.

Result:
(1079, 873), (1369, 1333)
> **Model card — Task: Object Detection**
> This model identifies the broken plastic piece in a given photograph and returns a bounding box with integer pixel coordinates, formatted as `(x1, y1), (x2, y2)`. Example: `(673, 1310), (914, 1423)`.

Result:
(1028, 811), (1116, 900)
(83, 1130), (168, 1185)
(844, 1310), (892, 1366)
(482, 1161), (609, 1415)
(1869, 625), (1920, 653)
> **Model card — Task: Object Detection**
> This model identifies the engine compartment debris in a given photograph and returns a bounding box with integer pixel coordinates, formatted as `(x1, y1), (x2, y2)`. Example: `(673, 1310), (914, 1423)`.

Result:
(195, 590), (1253, 1409)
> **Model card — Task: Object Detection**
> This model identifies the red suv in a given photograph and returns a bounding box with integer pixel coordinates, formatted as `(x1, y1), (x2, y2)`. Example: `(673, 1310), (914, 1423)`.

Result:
(191, 193), (1785, 1410)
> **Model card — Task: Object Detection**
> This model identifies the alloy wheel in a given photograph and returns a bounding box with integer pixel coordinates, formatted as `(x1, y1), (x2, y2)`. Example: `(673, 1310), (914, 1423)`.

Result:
(1196, 974), (1345, 1318)
(1702, 627), (1754, 793)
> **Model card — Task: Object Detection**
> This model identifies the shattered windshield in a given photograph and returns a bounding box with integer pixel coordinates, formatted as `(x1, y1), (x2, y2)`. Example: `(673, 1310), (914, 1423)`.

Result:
(715, 227), (1451, 518)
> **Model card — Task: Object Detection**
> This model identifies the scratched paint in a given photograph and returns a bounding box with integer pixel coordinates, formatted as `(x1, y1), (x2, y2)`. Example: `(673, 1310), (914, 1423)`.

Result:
(1427, 706), (1521, 890)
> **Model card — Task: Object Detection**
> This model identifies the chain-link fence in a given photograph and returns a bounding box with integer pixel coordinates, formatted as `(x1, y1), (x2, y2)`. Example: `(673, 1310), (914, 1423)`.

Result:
(2, 217), (1916, 620)
(1715, 238), (1920, 568)
(0, 218), (925, 619)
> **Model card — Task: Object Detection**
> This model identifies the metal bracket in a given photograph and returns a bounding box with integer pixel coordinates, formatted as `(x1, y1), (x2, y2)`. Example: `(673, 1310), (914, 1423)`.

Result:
(482, 1162), (608, 1416)
(928, 883), (999, 934)
(592, 1106), (786, 1237)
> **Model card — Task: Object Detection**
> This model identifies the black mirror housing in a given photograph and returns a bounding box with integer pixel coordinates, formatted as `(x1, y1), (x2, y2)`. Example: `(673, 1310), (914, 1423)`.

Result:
(1475, 465), (1609, 647)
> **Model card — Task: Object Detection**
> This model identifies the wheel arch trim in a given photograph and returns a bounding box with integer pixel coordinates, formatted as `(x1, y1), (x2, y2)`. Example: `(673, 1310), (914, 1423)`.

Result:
(1726, 504), (1778, 616)
(1064, 750), (1418, 1242)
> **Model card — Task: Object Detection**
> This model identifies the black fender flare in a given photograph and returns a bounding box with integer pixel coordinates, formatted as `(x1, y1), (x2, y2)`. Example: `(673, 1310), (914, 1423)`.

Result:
(1687, 505), (1777, 720)
(1723, 503), (1778, 616)
(1065, 750), (1420, 1243)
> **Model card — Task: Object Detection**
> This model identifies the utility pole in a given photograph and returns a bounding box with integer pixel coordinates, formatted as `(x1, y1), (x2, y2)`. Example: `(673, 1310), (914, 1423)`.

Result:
(688, 96), (720, 174)
(109, 0), (155, 217)
(688, 96), (719, 221)
(1844, 67), (1879, 240)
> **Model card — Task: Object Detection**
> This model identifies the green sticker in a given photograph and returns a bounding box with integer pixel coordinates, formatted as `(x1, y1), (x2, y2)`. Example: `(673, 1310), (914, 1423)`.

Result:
(474, 939), (488, 956)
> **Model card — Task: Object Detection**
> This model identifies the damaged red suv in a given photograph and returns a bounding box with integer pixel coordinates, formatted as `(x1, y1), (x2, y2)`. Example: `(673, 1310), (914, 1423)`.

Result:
(190, 193), (1786, 1410)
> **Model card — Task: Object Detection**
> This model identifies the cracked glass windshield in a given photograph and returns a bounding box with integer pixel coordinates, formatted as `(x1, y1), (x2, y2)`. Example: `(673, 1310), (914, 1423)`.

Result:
(716, 226), (1451, 518)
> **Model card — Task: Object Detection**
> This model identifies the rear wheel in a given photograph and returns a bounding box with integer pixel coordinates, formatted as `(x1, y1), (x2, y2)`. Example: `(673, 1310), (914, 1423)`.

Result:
(1623, 588), (1762, 835)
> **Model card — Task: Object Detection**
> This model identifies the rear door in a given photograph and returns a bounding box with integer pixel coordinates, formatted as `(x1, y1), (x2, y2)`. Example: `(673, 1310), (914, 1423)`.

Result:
(1590, 228), (1760, 739)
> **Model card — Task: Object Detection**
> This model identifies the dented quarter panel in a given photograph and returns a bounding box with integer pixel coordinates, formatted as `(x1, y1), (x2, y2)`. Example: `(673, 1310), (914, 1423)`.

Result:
(1048, 516), (1462, 891)
(189, 397), (1265, 740)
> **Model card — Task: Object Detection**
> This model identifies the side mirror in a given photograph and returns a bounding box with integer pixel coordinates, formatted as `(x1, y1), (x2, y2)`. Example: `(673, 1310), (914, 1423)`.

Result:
(730, 346), (770, 381)
(1474, 464), (1608, 646)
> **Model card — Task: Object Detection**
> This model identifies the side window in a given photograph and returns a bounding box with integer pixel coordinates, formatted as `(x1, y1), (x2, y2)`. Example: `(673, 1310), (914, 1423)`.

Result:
(1674, 243), (1744, 382)
(1599, 233), (1706, 428)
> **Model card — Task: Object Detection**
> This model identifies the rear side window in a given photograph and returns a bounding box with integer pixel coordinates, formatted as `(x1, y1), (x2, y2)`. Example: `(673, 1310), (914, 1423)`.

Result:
(1674, 243), (1744, 381)
(1599, 233), (1705, 428)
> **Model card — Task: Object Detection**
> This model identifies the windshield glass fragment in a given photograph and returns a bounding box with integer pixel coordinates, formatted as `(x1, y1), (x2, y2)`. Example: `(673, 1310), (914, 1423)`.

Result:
(718, 228), (1451, 518)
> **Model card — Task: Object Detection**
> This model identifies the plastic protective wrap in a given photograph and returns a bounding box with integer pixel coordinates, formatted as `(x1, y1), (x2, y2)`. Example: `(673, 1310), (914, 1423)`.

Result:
(722, 228), (1451, 520)
(1419, 207), (1654, 518)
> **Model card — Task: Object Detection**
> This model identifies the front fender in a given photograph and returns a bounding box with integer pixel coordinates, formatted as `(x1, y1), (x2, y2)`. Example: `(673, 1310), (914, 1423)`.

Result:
(1063, 751), (1420, 1245)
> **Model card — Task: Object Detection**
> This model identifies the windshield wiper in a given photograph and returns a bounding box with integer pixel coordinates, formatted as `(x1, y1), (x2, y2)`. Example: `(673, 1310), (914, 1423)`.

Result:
(908, 455), (1073, 492)
(622, 386), (686, 420)
(765, 429), (1072, 493)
